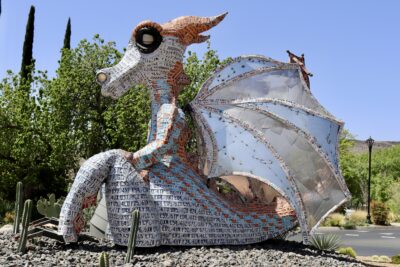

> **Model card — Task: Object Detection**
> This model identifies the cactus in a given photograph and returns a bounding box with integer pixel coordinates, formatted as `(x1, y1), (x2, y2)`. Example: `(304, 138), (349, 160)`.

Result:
(13, 182), (24, 234)
(99, 252), (110, 267)
(124, 209), (140, 263)
(36, 193), (64, 218)
(18, 199), (33, 253)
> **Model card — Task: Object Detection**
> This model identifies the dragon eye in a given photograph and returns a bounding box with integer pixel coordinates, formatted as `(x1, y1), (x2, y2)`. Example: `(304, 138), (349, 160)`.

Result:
(142, 34), (154, 45)
(135, 27), (162, 54)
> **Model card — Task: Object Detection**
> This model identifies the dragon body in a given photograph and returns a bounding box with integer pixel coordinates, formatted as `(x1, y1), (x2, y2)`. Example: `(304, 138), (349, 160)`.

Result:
(58, 13), (349, 246)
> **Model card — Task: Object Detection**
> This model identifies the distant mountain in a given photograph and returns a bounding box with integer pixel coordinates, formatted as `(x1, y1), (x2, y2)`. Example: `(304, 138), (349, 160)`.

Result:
(349, 139), (400, 153)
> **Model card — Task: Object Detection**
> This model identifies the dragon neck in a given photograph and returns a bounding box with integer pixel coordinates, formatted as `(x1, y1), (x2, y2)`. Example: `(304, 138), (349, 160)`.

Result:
(147, 61), (190, 143)
(147, 79), (178, 143)
(150, 79), (177, 109)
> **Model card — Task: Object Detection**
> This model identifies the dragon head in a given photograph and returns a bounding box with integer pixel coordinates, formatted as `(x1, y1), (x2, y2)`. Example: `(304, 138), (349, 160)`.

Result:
(97, 13), (227, 99)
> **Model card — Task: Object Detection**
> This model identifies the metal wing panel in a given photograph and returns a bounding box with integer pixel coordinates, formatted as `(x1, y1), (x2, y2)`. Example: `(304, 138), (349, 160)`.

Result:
(205, 55), (282, 91)
(200, 67), (333, 119)
(190, 55), (350, 236)
(198, 106), (308, 233)
(244, 101), (341, 169)
(214, 104), (347, 230)
(191, 106), (218, 176)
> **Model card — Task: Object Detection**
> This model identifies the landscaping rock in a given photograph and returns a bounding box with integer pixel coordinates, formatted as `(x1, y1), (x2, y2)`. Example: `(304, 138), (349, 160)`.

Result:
(0, 224), (13, 233)
(0, 232), (366, 266)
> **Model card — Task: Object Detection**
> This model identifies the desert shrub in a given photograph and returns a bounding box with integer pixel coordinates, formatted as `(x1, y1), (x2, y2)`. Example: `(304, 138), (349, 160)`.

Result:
(342, 221), (356, 229)
(371, 255), (380, 261)
(378, 256), (391, 263)
(321, 213), (345, 227)
(371, 255), (391, 263)
(320, 219), (330, 227)
(387, 182), (400, 215)
(387, 212), (396, 224)
(3, 211), (14, 224)
(392, 254), (400, 264)
(348, 210), (367, 226)
(372, 201), (390, 225)
(310, 234), (341, 251)
(337, 247), (357, 258)
(0, 198), (15, 223)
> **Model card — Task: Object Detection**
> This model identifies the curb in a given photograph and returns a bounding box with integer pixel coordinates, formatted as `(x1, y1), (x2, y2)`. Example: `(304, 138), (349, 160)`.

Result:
(318, 224), (400, 230)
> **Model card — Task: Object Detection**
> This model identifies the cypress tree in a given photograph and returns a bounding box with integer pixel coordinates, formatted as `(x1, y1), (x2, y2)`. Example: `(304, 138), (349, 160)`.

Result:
(20, 5), (35, 82)
(63, 17), (71, 50)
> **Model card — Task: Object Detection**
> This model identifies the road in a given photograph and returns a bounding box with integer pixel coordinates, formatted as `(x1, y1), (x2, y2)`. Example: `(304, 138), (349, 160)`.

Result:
(287, 226), (400, 256)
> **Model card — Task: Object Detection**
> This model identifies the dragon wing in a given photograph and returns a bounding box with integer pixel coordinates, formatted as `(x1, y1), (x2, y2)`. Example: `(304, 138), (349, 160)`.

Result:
(189, 55), (351, 239)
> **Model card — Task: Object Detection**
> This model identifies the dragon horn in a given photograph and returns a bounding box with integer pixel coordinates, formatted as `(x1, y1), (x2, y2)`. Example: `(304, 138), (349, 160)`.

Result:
(162, 12), (228, 45)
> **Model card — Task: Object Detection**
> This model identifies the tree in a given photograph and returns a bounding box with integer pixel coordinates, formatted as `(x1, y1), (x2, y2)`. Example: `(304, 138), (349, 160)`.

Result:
(20, 5), (35, 83)
(339, 129), (400, 209)
(44, 35), (124, 160)
(368, 145), (400, 202)
(0, 68), (59, 201)
(339, 130), (365, 207)
(0, 35), (227, 202)
(0, 36), (124, 201)
(180, 41), (224, 108)
(63, 18), (71, 50)
(181, 41), (232, 153)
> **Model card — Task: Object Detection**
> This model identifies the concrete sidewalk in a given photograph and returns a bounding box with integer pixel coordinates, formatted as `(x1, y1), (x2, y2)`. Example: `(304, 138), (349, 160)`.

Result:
(319, 222), (400, 230)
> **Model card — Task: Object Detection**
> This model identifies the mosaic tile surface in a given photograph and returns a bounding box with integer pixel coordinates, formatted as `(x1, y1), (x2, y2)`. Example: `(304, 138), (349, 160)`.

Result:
(58, 13), (350, 246)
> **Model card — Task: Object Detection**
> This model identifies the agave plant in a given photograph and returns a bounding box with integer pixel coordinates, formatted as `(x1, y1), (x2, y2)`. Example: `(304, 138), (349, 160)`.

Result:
(309, 233), (341, 251)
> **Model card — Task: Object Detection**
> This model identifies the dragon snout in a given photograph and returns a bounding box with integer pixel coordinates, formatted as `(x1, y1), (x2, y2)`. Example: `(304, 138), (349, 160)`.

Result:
(96, 69), (117, 98)
(95, 48), (142, 99)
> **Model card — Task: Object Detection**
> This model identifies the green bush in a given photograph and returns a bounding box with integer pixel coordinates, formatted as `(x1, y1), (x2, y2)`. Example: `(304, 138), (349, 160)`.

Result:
(342, 221), (356, 230)
(372, 201), (390, 225)
(337, 247), (357, 258)
(388, 212), (396, 224)
(378, 256), (391, 263)
(371, 255), (380, 261)
(3, 212), (14, 224)
(310, 234), (341, 251)
(387, 182), (400, 216)
(392, 254), (400, 264)
(321, 213), (345, 227)
(393, 214), (400, 223)
(371, 255), (391, 263)
(0, 198), (14, 223)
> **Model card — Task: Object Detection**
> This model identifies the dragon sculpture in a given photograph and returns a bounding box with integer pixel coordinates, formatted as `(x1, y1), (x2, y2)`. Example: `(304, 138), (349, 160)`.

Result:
(58, 13), (350, 246)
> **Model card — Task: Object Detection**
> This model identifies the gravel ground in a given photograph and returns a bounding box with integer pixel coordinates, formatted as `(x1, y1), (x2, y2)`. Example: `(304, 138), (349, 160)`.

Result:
(0, 231), (366, 267)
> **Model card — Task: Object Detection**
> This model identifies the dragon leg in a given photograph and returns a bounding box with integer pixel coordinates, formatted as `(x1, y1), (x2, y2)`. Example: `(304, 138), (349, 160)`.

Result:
(58, 149), (123, 243)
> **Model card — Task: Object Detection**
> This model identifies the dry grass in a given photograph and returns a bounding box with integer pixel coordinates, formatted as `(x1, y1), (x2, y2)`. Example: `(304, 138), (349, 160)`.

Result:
(357, 256), (397, 267)
(321, 213), (345, 227)
(348, 210), (367, 226)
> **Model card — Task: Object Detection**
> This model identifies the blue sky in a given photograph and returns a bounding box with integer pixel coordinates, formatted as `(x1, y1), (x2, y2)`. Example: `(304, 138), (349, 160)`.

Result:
(0, 1), (399, 141)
